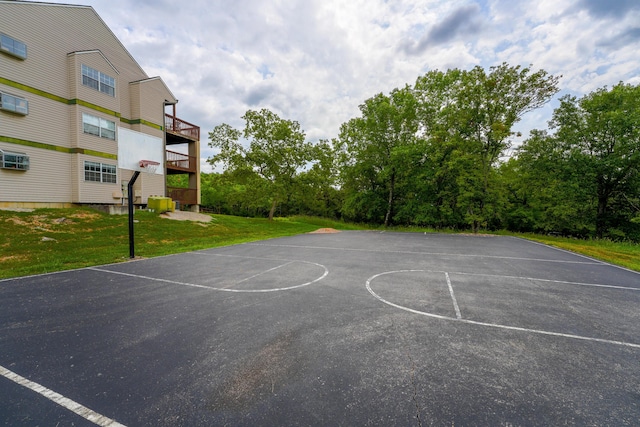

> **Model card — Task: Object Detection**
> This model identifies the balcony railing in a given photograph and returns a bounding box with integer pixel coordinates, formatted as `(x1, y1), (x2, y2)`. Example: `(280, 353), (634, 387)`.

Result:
(165, 113), (200, 141)
(166, 150), (197, 173)
(167, 186), (198, 206)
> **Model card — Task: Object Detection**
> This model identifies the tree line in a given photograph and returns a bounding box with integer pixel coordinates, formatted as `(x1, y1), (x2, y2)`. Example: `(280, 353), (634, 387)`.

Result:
(199, 63), (640, 241)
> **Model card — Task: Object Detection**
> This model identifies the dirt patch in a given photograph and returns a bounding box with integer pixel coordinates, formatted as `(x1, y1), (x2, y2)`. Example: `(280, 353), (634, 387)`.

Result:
(7, 215), (50, 228)
(0, 255), (26, 262)
(210, 330), (303, 411)
(70, 212), (101, 220)
(309, 228), (341, 234)
(160, 211), (213, 223)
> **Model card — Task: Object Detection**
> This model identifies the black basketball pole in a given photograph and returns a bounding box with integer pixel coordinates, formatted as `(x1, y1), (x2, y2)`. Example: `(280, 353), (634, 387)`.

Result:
(128, 170), (141, 259)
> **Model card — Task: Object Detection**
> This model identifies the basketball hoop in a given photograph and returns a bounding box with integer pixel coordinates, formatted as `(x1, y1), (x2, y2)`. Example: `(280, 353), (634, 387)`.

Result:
(139, 159), (160, 174)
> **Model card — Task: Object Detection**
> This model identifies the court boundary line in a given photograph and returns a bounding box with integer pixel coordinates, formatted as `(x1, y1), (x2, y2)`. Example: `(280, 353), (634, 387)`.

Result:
(452, 271), (640, 291)
(365, 269), (640, 349)
(0, 365), (126, 427)
(89, 259), (328, 293)
(246, 243), (604, 265)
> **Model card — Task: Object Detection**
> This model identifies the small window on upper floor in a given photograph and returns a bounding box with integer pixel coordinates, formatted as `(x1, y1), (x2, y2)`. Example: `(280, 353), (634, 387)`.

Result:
(82, 113), (116, 140)
(82, 64), (115, 97)
(0, 33), (27, 59)
(0, 92), (29, 115)
(0, 150), (29, 170)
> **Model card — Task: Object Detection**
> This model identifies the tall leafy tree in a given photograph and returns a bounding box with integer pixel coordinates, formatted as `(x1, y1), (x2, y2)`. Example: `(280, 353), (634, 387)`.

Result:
(292, 140), (342, 218)
(208, 109), (314, 220)
(502, 130), (594, 235)
(413, 63), (560, 231)
(550, 83), (640, 238)
(337, 87), (419, 226)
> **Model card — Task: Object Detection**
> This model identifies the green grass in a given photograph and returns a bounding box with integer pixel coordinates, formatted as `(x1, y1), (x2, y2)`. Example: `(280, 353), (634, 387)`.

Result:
(0, 208), (353, 279)
(1, 208), (638, 279)
(517, 233), (640, 272)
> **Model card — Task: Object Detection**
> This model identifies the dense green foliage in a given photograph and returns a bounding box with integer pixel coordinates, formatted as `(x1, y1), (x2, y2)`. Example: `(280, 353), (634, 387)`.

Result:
(201, 64), (640, 241)
(505, 82), (640, 240)
(208, 109), (319, 220)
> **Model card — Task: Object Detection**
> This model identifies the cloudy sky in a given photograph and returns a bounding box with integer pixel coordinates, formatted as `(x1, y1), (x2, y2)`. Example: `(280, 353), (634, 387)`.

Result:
(51, 0), (640, 170)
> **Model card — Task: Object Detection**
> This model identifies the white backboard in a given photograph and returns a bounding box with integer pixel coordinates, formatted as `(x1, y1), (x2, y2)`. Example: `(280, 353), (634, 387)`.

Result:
(117, 128), (164, 175)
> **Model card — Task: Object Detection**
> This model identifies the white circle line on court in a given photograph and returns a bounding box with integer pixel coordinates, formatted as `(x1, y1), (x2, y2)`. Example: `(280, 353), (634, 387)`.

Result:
(89, 260), (328, 293)
(0, 365), (126, 426)
(246, 243), (603, 265)
(365, 270), (640, 350)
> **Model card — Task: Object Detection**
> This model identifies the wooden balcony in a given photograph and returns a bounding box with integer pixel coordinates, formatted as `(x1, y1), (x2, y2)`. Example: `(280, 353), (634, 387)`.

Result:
(165, 113), (200, 144)
(166, 150), (197, 174)
(167, 186), (198, 206)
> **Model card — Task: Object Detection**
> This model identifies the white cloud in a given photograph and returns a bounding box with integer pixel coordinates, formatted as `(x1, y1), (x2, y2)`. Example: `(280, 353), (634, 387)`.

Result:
(46, 0), (640, 171)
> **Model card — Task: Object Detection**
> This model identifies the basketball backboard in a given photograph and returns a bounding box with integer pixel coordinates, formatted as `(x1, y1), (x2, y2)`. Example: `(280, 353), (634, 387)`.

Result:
(117, 128), (164, 175)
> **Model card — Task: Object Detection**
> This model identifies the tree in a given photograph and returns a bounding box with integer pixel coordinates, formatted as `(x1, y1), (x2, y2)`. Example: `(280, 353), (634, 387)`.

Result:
(292, 140), (342, 218)
(550, 83), (640, 238)
(337, 86), (419, 226)
(501, 130), (594, 235)
(413, 63), (560, 231)
(208, 109), (314, 220)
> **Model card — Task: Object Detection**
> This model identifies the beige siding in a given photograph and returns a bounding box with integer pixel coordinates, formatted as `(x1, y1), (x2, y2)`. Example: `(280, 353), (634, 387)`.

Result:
(130, 124), (165, 141)
(0, 84), (71, 148)
(0, 1), (196, 207)
(70, 51), (121, 114)
(0, 2), (148, 102)
(0, 143), (72, 203)
(134, 78), (176, 125)
(139, 173), (166, 204)
(73, 154), (120, 203)
(118, 169), (163, 205)
(129, 84), (141, 122)
(73, 107), (119, 154)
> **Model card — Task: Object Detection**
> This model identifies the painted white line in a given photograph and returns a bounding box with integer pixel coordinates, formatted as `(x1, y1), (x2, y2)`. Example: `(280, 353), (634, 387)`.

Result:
(192, 252), (295, 262)
(365, 270), (640, 350)
(89, 260), (328, 293)
(518, 237), (607, 263)
(0, 365), (126, 426)
(445, 272), (462, 319)
(452, 271), (640, 292)
(228, 261), (294, 288)
(246, 243), (602, 265)
(365, 270), (452, 322)
(458, 318), (640, 349)
(512, 236), (640, 275)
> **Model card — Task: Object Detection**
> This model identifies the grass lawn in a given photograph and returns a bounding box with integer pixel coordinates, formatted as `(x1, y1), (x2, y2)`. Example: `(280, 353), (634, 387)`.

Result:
(1, 207), (638, 279)
(519, 233), (640, 272)
(0, 208), (353, 279)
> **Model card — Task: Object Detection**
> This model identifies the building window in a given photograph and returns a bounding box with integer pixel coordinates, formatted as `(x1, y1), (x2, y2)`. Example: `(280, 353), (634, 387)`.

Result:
(0, 33), (27, 59)
(84, 161), (116, 183)
(82, 64), (115, 97)
(82, 113), (116, 140)
(0, 150), (29, 170)
(0, 92), (29, 115)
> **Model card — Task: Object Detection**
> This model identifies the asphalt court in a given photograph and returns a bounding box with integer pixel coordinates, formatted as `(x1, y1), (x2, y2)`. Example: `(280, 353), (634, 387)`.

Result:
(1, 231), (639, 426)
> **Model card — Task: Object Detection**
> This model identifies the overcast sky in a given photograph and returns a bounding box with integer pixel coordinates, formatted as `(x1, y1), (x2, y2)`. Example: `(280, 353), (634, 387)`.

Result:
(50, 0), (640, 171)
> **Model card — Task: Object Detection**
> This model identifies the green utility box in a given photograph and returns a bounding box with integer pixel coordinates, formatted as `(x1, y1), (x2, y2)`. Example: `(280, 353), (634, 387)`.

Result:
(147, 196), (174, 213)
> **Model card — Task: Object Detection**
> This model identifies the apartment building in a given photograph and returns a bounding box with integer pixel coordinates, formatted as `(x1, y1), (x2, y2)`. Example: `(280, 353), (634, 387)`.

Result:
(0, 0), (201, 210)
